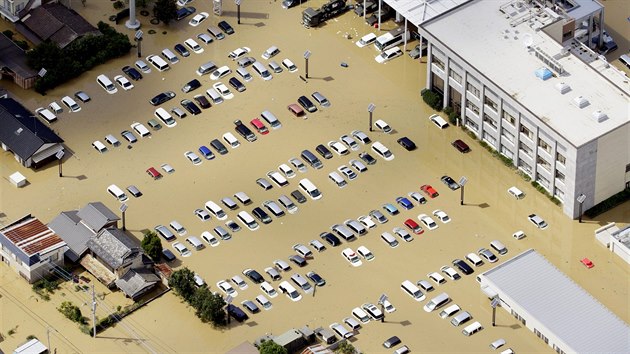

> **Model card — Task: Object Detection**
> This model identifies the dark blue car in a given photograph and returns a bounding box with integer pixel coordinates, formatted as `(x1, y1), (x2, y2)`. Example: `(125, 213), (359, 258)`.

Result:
(198, 145), (215, 160)
(226, 304), (248, 322)
(395, 197), (414, 210)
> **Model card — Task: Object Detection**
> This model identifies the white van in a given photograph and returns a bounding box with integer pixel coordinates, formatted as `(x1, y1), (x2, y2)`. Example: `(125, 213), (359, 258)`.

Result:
(371, 141), (395, 161)
(450, 311), (472, 326)
(92, 140), (108, 153)
(97, 74), (117, 94)
(146, 54), (170, 72)
(466, 253), (484, 267)
(154, 107), (177, 127)
(206, 88), (223, 104)
(161, 48), (179, 64)
(423, 292), (450, 312)
(299, 178), (322, 200)
(107, 184), (128, 202)
(329, 323), (353, 339)
(222, 132), (240, 148)
(131, 122), (150, 137)
(439, 304), (461, 319)
(429, 113), (449, 129)
(401, 280), (425, 301)
(205, 200), (227, 220)
(197, 61), (217, 76)
(290, 273), (311, 292)
(262, 46), (280, 59)
(380, 232), (399, 248)
(186, 236), (204, 250)
(207, 26), (224, 40)
(261, 110), (281, 129)
(35, 107), (57, 123)
(49, 101), (63, 114)
(237, 211), (259, 231)
(61, 96), (81, 112)
(236, 67), (252, 82)
(105, 134), (121, 147)
(619, 54), (630, 69)
(462, 321), (483, 336)
(507, 186), (525, 199)
(169, 220), (186, 235)
(490, 240), (508, 255)
(328, 172), (347, 188)
(374, 119), (392, 133)
(252, 61), (272, 81)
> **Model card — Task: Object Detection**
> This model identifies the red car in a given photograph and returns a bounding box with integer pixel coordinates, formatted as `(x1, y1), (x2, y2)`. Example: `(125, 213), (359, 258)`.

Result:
(421, 184), (439, 198)
(250, 118), (269, 135)
(404, 219), (424, 235)
(287, 103), (305, 117)
(146, 167), (163, 180)
(580, 258), (594, 268)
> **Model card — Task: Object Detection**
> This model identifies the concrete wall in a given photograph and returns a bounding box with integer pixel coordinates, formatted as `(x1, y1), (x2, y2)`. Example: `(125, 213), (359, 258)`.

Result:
(594, 123), (630, 203)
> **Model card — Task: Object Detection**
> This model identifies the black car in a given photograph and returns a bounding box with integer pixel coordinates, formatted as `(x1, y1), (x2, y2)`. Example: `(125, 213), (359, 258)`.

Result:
(452, 259), (474, 275)
(306, 271), (326, 286)
(316, 144), (333, 159)
(150, 91), (176, 106)
(234, 119), (256, 142)
(440, 175), (460, 190)
(174, 43), (190, 57)
(218, 20), (234, 35)
(122, 65), (142, 80)
(383, 336), (401, 349)
(182, 79), (201, 93)
(397, 137), (417, 151)
(289, 255), (307, 267)
(162, 249), (176, 262)
(241, 300), (260, 314)
(229, 77), (246, 92)
(291, 190), (307, 204)
(297, 95), (317, 113)
(226, 304), (248, 322)
(320, 232), (341, 246)
(252, 207), (272, 224)
(175, 6), (196, 21)
(193, 94), (211, 109)
(210, 139), (228, 155)
(242, 268), (264, 284)
(281, 0), (305, 9)
(359, 152), (377, 165)
(226, 220), (241, 232)
(180, 99), (201, 115)
(354, 0), (377, 15)
(366, 7), (393, 26)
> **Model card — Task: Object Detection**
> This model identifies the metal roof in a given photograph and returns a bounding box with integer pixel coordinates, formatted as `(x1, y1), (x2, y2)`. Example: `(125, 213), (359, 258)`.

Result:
(77, 202), (120, 232)
(480, 249), (630, 353)
(383, 0), (468, 27)
(0, 215), (66, 266)
(48, 211), (94, 262)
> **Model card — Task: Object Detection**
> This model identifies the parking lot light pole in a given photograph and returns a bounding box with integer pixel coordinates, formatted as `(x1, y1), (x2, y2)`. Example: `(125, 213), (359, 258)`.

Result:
(367, 103), (376, 132)
(490, 296), (500, 327)
(134, 30), (143, 58)
(235, 0), (242, 24)
(55, 150), (64, 178)
(458, 176), (468, 205)
(577, 194), (586, 223)
(304, 50), (311, 79)
(120, 203), (128, 231)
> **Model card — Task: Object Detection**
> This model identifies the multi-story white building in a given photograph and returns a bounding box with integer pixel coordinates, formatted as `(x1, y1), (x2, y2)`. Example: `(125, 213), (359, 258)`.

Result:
(385, 0), (629, 218)
(0, 0), (41, 22)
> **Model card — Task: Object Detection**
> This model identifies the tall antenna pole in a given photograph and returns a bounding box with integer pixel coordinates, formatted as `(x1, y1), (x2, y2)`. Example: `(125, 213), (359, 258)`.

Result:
(91, 285), (97, 338)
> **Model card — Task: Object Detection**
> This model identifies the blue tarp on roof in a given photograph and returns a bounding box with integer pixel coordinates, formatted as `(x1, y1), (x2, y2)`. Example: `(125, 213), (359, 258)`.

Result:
(535, 68), (553, 80)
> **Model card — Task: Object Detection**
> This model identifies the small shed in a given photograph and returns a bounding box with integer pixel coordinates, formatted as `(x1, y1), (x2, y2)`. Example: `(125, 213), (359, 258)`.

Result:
(9, 171), (26, 187)
(13, 338), (48, 354)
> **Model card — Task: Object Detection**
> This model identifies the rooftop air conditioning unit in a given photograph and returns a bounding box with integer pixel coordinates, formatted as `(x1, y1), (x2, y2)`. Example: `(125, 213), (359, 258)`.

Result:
(555, 82), (570, 94)
(591, 110), (608, 123)
(572, 95), (589, 108)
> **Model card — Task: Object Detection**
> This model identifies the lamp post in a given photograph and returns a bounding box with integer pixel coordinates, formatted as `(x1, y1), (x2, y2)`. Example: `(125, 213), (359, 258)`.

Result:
(55, 150), (64, 178)
(490, 296), (500, 327)
(367, 103), (376, 132)
(235, 0), (242, 24)
(577, 194), (586, 223)
(134, 30), (143, 58)
(459, 176), (468, 205)
(120, 203), (128, 231)
(304, 50), (311, 79)
(377, 293), (387, 323)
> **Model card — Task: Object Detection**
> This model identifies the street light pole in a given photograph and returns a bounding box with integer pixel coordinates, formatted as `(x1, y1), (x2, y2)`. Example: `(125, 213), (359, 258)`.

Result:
(134, 30), (143, 58)
(458, 176), (468, 205)
(304, 50), (311, 79)
(120, 203), (128, 231)
(367, 103), (376, 132)
(235, 0), (242, 24)
(55, 150), (64, 178)
(490, 296), (500, 327)
(577, 194), (586, 223)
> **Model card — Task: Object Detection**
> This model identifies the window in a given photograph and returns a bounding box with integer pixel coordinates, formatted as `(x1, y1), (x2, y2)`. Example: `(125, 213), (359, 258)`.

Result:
(555, 170), (565, 182)
(520, 125), (533, 140)
(537, 156), (551, 172)
(483, 113), (497, 130)
(500, 145), (514, 160)
(465, 119), (479, 132)
(536, 173), (550, 189)
(554, 187), (564, 201)
(538, 138), (551, 154)
(556, 152), (566, 165)
(449, 69), (462, 84)
(501, 128), (514, 143)
(433, 56), (445, 71)
(511, 310), (526, 325)
(466, 100), (479, 115)
(483, 132), (496, 148)
(502, 110), (516, 126)
(518, 159), (532, 175)
(466, 82), (480, 98)
(484, 96), (498, 112)
(534, 328), (549, 344)
(519, 142), (533, 157)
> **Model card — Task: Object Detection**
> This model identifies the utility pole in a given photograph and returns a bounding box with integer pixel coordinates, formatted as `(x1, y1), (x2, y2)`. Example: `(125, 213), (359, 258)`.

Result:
(92, 285), (97, 338)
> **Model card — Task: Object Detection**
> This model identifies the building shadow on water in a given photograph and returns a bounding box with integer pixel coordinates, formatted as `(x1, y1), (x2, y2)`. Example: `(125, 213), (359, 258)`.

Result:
(221, 11), (269, 20)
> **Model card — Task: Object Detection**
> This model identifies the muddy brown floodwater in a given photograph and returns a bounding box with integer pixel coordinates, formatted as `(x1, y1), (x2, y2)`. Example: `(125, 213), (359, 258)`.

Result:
(0, 1), (628, 353)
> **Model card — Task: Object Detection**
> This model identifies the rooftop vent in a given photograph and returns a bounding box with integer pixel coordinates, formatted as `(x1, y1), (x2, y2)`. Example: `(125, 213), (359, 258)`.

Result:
(573, 95), (589, 108)
(535, 67), (553, 80)
(15, 128), (23, 135)
(591, 110), (608, 123)
(555, 82), (571, 94)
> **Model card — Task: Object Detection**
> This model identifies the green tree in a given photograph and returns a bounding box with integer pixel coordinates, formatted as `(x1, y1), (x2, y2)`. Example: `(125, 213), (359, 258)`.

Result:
(153, 0), (177, 25)
(335, 341), (356, 354)
(169, 268), (197, 302)
(141, 231), (163, 262)
(191, 287), (226, 326)
(258, 340), (287, 354)
(58, 301), (86, 324)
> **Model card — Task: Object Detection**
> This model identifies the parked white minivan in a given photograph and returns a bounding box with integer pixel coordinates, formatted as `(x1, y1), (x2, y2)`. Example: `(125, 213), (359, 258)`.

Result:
(298, 178), (322, 200)
(107, 184), (128, 202)
(97, 74), (117, 94)
(205, 200), (227, 220)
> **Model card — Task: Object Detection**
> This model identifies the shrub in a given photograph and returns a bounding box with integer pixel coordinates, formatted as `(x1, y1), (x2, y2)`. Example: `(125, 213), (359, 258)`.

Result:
(584, 188), (630, 218)
(58, 301), (86, 324)
(2, 30), (13, 39)
(421, 89), (442, 111)
(32, 276), (62, 301)
(113, 1), (125, 10)
(26, 335), (37, 340)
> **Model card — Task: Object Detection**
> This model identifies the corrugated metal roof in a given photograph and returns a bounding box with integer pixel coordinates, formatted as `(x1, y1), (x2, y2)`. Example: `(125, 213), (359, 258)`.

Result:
(481, 249), (630, 352)
(0, 215), (66, 261)
(48, 211), (94, 262)
(77, 202), (119, 232)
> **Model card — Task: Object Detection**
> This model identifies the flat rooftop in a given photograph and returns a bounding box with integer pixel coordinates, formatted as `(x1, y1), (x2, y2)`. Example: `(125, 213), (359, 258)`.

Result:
(422, 0), (630, 147)
(480, 249), (630, 353)
(385, 0), (468, 27)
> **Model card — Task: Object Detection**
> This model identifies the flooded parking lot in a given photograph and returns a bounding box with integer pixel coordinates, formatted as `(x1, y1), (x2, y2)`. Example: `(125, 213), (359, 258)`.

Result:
(1, 1), (628, 353)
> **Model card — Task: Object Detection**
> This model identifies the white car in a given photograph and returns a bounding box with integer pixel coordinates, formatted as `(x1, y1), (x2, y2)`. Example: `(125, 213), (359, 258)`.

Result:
(197, 33), (213, 44)
(342, 248), (362, 267)
(309, 239), (326, 252)
(161, 163), (175, 174)
(114, 75), (134, 90)
(281, 58), (297, 72)
(228, 47), (251, 60)
(231, 275), (248, 290)
(466, 253), (484, 266)
(528, 214), (548, 229)
(61, 96), (81, 112)
(289, 158), (307, 172)
(427, 271), (446, 285)
(349, 159), (368, 173)
(356, 246), (374, 261)
(358, 215), (376, 229)
(172, 242), (191, 257)
(189, 12), (208, 26)
(216, 280), (237, 297)
(210, 66), (232, 80)
(273, 259), (291, 272)
(338, 165), (357, 180)
(375, 46), (403, 63)
(382, 299), (396, 313)
(278, 281), (301, 301)
(278, 164), (295, 178)
(212, 82), (234, 99)
(184, 38), (203, 54)
(201, 231), (220, 247)
(135, 59), (151, 73)
(327, 141), (349, 156)
(340, 135), (359, 151)
(255, 294), (272, 310)
(418, 214), (439, 230)
(432, 209), (451, 223)
(440, 265), (461, 280)
(130, 122), (150, 138)
(184, 151), (202, 165)
(356, 33), (377, 47)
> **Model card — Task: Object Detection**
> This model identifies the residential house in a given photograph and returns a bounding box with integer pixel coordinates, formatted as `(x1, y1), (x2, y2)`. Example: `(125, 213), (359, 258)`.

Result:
(0, 97), (64, 168)
(0, 33), (38, 89)
(0, 214), (67, 283)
